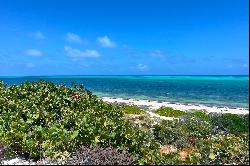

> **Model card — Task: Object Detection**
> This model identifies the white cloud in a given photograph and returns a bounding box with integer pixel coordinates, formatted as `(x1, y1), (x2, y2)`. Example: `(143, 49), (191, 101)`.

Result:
(151, 50), (164, 57)
(137, 64), (149, 71)
(26, 63), (35, 68)
(66, 33), (82, 43)
(25, 49), (43, 57)
(242, 63), (249, 68)
(64, 46), (100, 58)
(97, 36), (116, 48)
(31, 31), (45, 40)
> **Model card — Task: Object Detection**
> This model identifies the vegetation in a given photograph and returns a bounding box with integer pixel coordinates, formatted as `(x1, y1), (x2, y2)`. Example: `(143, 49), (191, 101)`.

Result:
(66, 145), (137, 165)
(0, 81), (249, 165)
(0, 81), (145, 161)
(155, 107), (209, 120)
(152, 117), (249, 165)
(0, 141), (8, 162)
(208, 113), (249, 135)
(121, 105), (145, 114)
(155, 107), (248, 135)
(189, 110), (209, 121)
(155, 107), (186, 117)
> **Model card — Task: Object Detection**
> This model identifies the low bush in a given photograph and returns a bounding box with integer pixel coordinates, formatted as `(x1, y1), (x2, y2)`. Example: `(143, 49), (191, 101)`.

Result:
(66, 145), (137, 165)
(153, 120), (189, 149)
(155, 107), (186, 117)
(121, 105), (145, 114)
(208, 112), (249, 135)
(189, 133), (249, 165)
(179, 115), (212, 139)
(189, 110), (209, 121)
(222, 113), (249, 134)
(152, 116), (249, 165)
(0, 81), (145, 161)
(153, 116), (212, 149)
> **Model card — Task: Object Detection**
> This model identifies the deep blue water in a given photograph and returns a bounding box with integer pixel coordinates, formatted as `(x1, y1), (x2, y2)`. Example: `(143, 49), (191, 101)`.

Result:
(0, 75), (249, 108)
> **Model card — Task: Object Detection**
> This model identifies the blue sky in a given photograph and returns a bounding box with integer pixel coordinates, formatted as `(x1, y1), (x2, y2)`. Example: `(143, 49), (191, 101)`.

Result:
(0, 0), (249, 75)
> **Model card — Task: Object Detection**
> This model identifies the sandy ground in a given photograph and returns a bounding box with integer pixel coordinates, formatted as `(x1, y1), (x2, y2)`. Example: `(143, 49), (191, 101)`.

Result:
(100, 96), (249, 115)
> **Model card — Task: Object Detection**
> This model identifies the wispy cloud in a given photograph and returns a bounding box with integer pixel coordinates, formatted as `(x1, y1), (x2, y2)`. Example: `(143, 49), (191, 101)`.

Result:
(66, 33), (82, 43)
(137, 64), (149, 71)
(242, 63), (249, 68)
(226, 63), (249, 69)
(26, 63), (35, 68)
(25, 49), (43, 57)
(150, 50), (164, 57)
(122, 46), (167, 59)
(97, 36), (116, 48)
(31, 31), (45, 40)
(64, 46), (100, 59)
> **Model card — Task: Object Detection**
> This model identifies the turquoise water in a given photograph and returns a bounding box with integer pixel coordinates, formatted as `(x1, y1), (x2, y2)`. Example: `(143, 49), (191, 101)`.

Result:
(0, 75), (249, 108)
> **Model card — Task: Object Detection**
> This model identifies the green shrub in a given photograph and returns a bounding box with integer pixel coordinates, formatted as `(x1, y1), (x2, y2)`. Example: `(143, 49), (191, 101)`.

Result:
(153, 120), (189, 149)
(121, 105), (145, 114)
(189, 110), (209, 121)
(152, 116), (249, 165)
(208, 112), (249, 135)
(189, 133), (249, 165)
(153, 116), (212, 148)
(0, 81), (145, 160)
(66, 145), (137, 165)
(223, 113), (249, 134)
(155, 107), (186, 117)
(180, 115), (212, 140)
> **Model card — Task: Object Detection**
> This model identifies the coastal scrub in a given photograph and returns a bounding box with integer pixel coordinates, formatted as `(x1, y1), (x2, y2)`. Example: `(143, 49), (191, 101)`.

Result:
(121, 105), (145, 114)
(0, 81), (249, 165)
(0, 81), (144, 161)
(155, 107), (186, 117)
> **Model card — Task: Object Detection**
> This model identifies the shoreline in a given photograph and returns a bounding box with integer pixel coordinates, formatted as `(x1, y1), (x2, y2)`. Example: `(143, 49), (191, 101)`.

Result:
(100, 96), (249, 115)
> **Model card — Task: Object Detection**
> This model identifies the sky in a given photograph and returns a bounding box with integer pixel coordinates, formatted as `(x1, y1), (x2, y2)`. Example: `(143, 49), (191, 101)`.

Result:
(0, 0), (249, 76)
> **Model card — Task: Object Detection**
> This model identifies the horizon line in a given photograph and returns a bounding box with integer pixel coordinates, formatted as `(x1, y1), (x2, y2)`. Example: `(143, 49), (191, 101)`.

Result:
(0, 74), (249, 77)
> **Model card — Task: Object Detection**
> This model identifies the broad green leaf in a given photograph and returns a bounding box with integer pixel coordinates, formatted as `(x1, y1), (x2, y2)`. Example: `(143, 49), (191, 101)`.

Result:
(95, 136), (100, 143)
(70, 131), (78, 140)
(209, 153), (216, 160)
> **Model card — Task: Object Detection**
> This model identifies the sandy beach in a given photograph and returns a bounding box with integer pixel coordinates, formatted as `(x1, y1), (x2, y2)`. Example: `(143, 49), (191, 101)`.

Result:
(100, 96), (249, 115)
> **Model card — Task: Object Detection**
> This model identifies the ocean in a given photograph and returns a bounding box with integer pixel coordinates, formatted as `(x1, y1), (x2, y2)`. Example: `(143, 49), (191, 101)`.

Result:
(0, 75), (249, 108)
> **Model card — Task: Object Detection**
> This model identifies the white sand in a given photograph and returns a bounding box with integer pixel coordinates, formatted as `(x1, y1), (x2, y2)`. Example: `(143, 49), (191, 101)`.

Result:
(100, 96), (249, 115)
(1, 158), (36, 165)
(1, 157), (56, 165)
